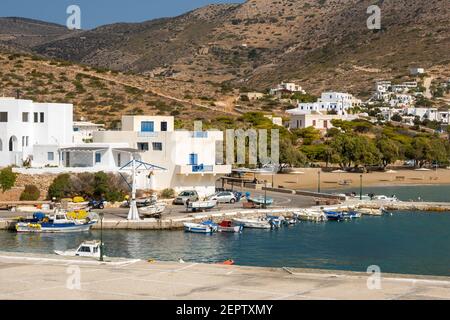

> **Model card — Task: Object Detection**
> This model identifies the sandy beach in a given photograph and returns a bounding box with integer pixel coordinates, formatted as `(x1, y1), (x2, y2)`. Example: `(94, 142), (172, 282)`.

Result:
(255, 168), (450, 191)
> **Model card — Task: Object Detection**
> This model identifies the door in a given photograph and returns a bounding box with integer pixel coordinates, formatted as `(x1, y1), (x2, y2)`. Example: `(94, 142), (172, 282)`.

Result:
(65, 152), (70, 167)
(189, 153), (198, 166)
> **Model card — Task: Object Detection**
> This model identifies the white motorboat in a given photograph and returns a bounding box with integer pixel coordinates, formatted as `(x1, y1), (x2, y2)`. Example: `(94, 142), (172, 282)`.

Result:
(232, 218), (271, 229)
(183, 222), (216, 234)
(140, 202), (166, 217)
(187, 200), (217, 212)
(55, 240), (102, 258)
(372, 195), (398, 202)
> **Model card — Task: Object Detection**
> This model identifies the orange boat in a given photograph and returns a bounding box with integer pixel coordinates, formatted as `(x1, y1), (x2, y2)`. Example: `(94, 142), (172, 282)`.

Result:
(219, 259), (235, 265)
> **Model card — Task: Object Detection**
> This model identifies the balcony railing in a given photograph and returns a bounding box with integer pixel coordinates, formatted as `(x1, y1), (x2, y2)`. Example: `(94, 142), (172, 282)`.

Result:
(137, 132), (159, 138)
(192, 164), (214, 173)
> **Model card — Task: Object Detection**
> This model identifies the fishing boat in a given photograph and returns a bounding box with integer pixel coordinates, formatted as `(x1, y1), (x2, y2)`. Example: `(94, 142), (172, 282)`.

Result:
(323, 210), (345, 221)
(247, 196), (274, 207)
(15, 211), (97, 233)
(218, 220), (243, 233)
(140, 202), (166, 217)
(266, 215), (285, 228)
(342, 210), (361, 219)
(371, 195), (398, 202)
(183, 222), (216, 234)
(232, 218), (271, 229)
(187, 200), (217, 212)
(55, 240), (102, 258)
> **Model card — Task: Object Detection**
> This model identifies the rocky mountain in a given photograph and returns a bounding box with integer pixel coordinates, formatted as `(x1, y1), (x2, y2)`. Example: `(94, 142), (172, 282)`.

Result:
(1, 0), (449, 96)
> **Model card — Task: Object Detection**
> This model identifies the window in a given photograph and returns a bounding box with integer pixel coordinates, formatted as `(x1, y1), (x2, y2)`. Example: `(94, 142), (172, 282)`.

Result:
(40, 112), (44, 123)
(95, 152), (101, 163)
(22, 112), (29, 122)
(161, 121), (168, 131)
(141, 121), (154, 132)
(152, 142), (163, 151)
(137, 143), (149, 151)
(47, 152), (54, 161)
(26, 136), (29, 147)
(34, 112), (38, 123)
(189, 153), (198, 165)
(0, 112), (7, 122)
(73, 127), (79, 132)
(312, 120), (316, 126)
(324, 120), (328, 129)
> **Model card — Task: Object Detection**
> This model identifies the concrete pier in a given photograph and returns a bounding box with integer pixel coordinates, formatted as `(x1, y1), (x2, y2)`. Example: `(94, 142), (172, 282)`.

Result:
(0, 252), (448, 300)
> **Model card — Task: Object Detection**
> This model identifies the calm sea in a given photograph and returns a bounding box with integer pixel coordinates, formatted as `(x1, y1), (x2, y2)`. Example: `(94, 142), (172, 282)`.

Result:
(1, 211), (449, 277)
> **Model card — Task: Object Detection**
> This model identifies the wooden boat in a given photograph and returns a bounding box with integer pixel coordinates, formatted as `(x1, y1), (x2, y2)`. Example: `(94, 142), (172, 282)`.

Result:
(15, 211), (96, 233)
(55, 240), (102, 258)
(232, 218), (271, 229)
(295, 209), (327, 222)
(218, 220), (243, 233)
(187, 200), (217, 212)
(183, 222), (216, 234)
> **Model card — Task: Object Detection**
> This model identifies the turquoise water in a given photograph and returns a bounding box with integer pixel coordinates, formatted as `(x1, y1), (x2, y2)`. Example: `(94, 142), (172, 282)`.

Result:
(1, 211), (449, 277)
(328, 184), (450, 202)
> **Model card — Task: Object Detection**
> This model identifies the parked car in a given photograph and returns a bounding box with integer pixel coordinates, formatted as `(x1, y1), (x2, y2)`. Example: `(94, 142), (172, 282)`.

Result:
(173, 190), (199, 205)
(208, 191), (237, 204)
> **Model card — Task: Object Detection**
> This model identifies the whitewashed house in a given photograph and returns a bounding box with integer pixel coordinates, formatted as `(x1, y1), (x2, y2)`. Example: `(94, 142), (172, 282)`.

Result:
(287, 92), (360, 116)
(270, 82), (305, 98)
(0, 97), (73, 167)
(73, 121), (105, 143)
(289, 113), (358, 131)
(93, 115), (231, 197)
(410, 68), (425, 76)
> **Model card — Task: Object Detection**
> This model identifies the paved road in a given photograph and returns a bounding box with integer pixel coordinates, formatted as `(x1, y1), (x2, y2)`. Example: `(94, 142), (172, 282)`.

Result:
(0, 189), (316, 220)
(0, 252), (449, 300)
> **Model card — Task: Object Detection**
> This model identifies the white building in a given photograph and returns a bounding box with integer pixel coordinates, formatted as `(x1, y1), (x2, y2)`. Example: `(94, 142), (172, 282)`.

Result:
(289, 113), (357, 131)
(94, 115), (231, 197)
(0, 97), (73, 167)
(73, 121), (105, 143)
(270, 82), (305, 98)
(287, 92), (360, 116)
(410, 68), (425, 76)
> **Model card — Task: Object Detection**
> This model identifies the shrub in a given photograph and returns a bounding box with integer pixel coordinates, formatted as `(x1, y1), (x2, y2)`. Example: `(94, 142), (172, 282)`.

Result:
(20, 185), (40, 201)
(47, 174), (71, 200)
(160, 188), (176, 199)
(0, 167), (18, 192)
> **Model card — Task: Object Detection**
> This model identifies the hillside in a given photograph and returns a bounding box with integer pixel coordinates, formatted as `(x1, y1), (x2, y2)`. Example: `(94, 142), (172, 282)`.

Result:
(1, 0), (448, 97)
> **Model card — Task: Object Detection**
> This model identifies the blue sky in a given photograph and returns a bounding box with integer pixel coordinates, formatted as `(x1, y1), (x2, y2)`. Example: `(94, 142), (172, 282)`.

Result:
(1, 0), (244, 29)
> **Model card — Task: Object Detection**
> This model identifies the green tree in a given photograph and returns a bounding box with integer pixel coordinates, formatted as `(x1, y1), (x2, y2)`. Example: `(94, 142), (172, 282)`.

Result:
(292, 127), (321, 145)
(278, 139), (307, 172)
(0, 167), (18, 192)
(377, 137), (401, 167)
(47, 174), (72, 200)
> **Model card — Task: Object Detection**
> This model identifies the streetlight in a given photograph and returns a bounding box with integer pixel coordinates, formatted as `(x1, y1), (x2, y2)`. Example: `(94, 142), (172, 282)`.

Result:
(99, 212), (104, 262)
(317, 170), (321, 193)
(359, 174), (363, 200)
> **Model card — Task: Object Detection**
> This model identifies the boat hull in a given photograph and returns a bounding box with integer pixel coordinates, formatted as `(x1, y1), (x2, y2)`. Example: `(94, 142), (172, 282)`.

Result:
(183, 223), (214, 234)
(233, 219), (271, 229)
(218, 225), (243, 233)
(15, 221), (96, 233)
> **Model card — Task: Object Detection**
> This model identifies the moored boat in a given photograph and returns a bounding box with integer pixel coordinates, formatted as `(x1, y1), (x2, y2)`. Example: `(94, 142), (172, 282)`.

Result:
(295, 209), (327, 222)
(218, 220), (243, 233)
(187, 200), (217, 212)
(55, 240), (102, 258)
(232, 218), (271, 229)
(183, 222), (215, 234)
(15, 211), (97, 233)
(140, 202), (166, 217)
(324, 210), (345, 221)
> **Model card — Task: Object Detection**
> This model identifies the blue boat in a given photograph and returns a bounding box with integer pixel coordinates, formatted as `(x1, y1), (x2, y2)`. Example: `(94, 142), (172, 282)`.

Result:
(324, 211), (345, 221)
(201, 220), (219, 232)
(15, 211), (96, 233)
(183, 221), (217, 234)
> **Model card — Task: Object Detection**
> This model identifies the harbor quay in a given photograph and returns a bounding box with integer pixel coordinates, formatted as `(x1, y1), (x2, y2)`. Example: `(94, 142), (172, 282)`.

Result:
(0, 251), (449, 300)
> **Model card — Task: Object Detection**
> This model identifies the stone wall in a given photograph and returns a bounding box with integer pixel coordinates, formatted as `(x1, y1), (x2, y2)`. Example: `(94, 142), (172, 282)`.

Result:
(0, 174), (58, 201)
